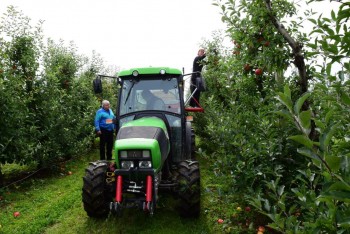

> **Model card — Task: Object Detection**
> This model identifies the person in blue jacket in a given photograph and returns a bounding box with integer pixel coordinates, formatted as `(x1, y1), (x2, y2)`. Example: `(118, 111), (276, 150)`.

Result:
(94, 100), (116, 160)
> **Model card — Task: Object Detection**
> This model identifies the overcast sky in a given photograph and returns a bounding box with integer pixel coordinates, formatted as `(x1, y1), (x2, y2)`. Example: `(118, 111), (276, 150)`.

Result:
(0, 0), (225, 73)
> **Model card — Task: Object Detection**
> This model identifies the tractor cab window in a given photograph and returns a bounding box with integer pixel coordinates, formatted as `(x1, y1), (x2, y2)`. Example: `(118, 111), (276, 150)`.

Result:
(120, 78), (181, 115)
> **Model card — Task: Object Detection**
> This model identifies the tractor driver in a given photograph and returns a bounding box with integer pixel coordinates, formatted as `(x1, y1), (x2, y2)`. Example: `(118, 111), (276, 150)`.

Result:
(141, 90), (165, 110)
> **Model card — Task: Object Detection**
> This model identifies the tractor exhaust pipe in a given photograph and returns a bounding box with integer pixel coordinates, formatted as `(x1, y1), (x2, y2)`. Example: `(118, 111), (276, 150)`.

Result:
(146, 175), (152, 202)
(116, 175), (123, 202)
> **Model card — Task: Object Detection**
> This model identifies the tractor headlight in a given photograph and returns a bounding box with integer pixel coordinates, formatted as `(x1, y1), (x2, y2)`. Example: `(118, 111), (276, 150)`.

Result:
(142, 150), (150, 158)
(121, 161), (134, 169)
(139, 161), (152, 168)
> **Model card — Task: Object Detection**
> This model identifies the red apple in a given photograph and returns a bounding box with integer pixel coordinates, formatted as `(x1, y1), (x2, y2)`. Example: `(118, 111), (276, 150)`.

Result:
(255, 68), (263, 76)
(244, 64), (251, 71)
(264, 41), (270, 46)
(245, 206), (251, 212)
(217, 218), (224, 224)
(13, 211), (20, 217)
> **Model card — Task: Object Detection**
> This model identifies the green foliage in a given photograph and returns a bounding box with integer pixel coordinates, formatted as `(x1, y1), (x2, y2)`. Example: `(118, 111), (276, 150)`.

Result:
(197, 0), (349, 232)
(0, 6), (109, 176)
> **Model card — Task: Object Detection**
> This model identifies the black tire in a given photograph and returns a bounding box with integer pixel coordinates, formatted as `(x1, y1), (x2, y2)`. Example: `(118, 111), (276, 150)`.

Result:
(177, 160), (200, 217)
(82, 161), (111, 218)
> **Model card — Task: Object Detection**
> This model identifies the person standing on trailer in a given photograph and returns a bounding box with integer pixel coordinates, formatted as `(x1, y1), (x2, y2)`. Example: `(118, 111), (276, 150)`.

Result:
(190, 48), (206, 107)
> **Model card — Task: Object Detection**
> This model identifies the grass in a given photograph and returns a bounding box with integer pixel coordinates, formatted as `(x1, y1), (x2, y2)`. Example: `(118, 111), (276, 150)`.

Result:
(0, 147), (262, 234)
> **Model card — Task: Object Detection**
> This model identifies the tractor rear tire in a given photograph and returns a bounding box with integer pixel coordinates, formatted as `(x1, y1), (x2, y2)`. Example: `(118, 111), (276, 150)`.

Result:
(82, 161), (112, 218)
(177, 160), (200, 217)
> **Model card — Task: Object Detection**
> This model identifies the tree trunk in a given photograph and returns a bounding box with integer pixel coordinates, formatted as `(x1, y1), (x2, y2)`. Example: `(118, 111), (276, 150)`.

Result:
(264, 0), (317, 140)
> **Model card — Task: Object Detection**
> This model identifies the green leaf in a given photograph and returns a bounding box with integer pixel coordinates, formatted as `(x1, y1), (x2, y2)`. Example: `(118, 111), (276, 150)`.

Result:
(284, 84), (291, 100)
(274, 110), (293, 122)
(278, 185), (285, 196)
(319, 190), (350, 202)
(289, 135), (314, 148)
(221, 4), (226, 12)
(326, 63), (332, 76)
(294, 92), (311, 115)
(328, 44), (338, 54)
(340, 91), (350, 106)
(297, 148), (321, 162)
(324, 26), (335, 36)
(336, 23), (341, 34)
(308, 18), (317, 24)
(276, 93), (293, 112)
(320, 123), (339, 152)
(328, 181), (350, 192)
(299, 110), (312, 134)
(264, 199), (271, 212)
(331, 10), (336, 21)
(307, 43), (317, 50)
(325, 110), (334, 125)
(314, 119), (325, 130)
(338, 217), (350, 228)
(310, 29), (324, 35)
(325, 154), (342, 171)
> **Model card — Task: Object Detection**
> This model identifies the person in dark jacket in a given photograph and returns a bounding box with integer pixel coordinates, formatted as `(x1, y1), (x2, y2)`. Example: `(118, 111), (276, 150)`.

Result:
(94, 100), (115, 160)
(190, 48), (206, 107)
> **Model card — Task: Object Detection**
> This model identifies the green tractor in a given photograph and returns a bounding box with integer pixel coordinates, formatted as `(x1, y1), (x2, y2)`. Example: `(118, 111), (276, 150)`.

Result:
(83, 67), (203, 217)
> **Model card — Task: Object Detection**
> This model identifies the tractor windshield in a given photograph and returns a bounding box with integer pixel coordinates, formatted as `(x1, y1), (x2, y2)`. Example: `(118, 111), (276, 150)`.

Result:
(120, 78), (181, 115)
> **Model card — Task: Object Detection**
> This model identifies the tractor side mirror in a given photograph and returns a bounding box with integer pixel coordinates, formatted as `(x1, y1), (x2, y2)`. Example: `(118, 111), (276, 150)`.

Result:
(117, 78), (122, 85)
(93, 77), (102, 94)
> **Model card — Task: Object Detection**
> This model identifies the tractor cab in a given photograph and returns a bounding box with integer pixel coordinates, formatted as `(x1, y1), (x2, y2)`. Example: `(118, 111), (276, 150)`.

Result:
(116, 67), (190, 163)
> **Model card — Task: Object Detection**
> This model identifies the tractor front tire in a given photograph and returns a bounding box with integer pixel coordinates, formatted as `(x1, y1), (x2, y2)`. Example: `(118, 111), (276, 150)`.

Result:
(177, 160), (200, 217)
(82, 161), (111, 218)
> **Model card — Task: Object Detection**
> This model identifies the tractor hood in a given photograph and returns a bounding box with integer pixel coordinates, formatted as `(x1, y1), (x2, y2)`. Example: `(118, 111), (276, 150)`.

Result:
(114, 117), (170, 171)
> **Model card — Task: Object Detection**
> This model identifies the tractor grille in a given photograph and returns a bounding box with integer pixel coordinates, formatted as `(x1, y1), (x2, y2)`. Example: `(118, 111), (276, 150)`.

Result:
(127, 150), (142, 159)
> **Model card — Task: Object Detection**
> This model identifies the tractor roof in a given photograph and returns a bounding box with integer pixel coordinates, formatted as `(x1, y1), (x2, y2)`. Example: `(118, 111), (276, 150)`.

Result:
(118, 67), (182, 77)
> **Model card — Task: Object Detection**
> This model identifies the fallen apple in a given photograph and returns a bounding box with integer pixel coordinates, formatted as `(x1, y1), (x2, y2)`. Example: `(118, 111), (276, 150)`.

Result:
(217, 218), (224, 224)
(13, 211), (20, 218)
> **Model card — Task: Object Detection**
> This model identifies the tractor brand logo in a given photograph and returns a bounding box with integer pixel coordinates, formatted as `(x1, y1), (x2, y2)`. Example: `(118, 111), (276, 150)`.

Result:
(128, 151), (140, 158)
